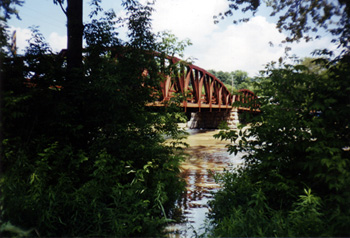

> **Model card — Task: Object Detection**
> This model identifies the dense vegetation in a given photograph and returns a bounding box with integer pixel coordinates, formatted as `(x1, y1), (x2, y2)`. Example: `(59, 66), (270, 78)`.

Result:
(208, 69), (256, 92)
(1, 1), (187, 237)
(208, 58), (324, 93)
(207, 0), (350, 236)
(2, 0), (350, 237)
(210, 56), (350, 236)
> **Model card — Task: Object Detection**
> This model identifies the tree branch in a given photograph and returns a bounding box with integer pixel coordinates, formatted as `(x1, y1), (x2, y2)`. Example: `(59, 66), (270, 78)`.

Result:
(54, 0), (67, 16)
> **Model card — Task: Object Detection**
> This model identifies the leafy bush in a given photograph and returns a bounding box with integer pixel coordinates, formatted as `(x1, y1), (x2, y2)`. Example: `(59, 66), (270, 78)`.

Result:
(1, 3), (187, 237)
(209, 170), (327, 237)
(209, 55), (350, 237)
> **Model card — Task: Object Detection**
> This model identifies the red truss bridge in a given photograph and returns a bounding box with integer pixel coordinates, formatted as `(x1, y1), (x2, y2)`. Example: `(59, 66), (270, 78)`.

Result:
(22, 49), (258, 114)
(148, 55), (258, 112)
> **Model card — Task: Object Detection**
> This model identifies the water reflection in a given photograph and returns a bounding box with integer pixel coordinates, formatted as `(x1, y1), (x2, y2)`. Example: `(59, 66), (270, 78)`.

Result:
(166, 129), (243, 237)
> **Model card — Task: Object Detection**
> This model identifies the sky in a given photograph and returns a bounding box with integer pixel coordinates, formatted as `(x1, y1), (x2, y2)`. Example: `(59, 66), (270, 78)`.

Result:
(7, 0), (339, 77)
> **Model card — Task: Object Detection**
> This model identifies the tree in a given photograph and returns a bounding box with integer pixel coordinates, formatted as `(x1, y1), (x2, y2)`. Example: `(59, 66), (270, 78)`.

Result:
(231, 70), (254, 89)
(0, 0), (23, 21)
(209, 69), (255, 91)
(0, 0), (23, 51)
(0, 0), (24, 178)
(0, 0), (24, 44)
(66, 0), (83, 71)
(211, 56), (350, 237)
(209, 2), (350, 236)
(1, 1), (187, 236)
(215, 0), (350, 53)
(208, 70), (231, 85)
(156, 31), (192, 59)
(300, 57), (327, 74)
(53, 0), (83, 73)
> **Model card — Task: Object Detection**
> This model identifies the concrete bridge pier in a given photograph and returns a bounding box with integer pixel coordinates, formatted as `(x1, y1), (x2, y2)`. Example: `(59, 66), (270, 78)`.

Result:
(187, 108), (239, 129)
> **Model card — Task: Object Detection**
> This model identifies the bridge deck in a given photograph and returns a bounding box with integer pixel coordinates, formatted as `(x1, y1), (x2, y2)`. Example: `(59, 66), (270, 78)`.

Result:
(146, 101), (260, 112)
(147, 101), (231, 109)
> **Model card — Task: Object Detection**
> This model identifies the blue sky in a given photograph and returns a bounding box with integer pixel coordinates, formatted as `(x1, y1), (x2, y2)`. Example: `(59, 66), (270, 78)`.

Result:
(7, 0), (338, 76)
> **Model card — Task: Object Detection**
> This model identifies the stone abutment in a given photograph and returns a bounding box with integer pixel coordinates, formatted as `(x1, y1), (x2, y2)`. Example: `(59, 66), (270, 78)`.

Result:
(187, 108), (239, 129)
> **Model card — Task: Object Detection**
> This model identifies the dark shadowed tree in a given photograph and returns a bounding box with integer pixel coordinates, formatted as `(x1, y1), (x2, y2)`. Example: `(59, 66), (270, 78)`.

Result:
(0, 0), (24, 178)
(0, 0), (24, 21)
(0, 0), (24, 54)
(1, 1), (187, 236)
(53, 0), (83, 73)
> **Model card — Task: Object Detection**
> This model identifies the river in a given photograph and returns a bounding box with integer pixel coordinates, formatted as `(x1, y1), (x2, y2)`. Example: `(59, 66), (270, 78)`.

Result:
(165, 129), (244, 237)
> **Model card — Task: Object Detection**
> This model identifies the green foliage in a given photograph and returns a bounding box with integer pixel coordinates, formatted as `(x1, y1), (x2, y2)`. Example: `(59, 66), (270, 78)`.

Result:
(0, 0), (23, 21)
(0, 1), (23, 56)
(208, 70), (232, 85)
(300, 57), (327, 74)
(1, 1), (187, 236)
(209, 55), (350, 236)
(208, 69), (256, 91)
(209, 174), (326, 237)
(157, 31), (192, 59)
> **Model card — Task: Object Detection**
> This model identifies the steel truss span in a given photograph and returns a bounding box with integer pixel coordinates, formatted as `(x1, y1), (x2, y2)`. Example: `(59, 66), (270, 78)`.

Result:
(149, 55), (258, 112)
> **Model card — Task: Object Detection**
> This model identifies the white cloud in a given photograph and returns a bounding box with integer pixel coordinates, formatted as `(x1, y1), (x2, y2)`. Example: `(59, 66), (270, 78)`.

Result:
(151, 0), (287, 76)
(9, 26), (66, 54)
(152, 0), (227, 42)
(48, 32), (67, 53)
(189, 16), (286, 76)
(150, 0), (338, 76)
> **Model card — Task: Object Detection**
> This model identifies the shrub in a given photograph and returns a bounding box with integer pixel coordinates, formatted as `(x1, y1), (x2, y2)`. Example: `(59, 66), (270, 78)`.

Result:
(1, 4), (187, 236)
(209, 55), (350, 237)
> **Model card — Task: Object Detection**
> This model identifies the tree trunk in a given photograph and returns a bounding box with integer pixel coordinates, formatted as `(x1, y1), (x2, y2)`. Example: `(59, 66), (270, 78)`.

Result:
(66, 0), (83, 74)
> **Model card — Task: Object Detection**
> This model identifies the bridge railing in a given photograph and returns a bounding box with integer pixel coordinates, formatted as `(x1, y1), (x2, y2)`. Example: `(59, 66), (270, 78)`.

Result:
(156, 55), (234, 111)
(234, 89), (259, 110)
